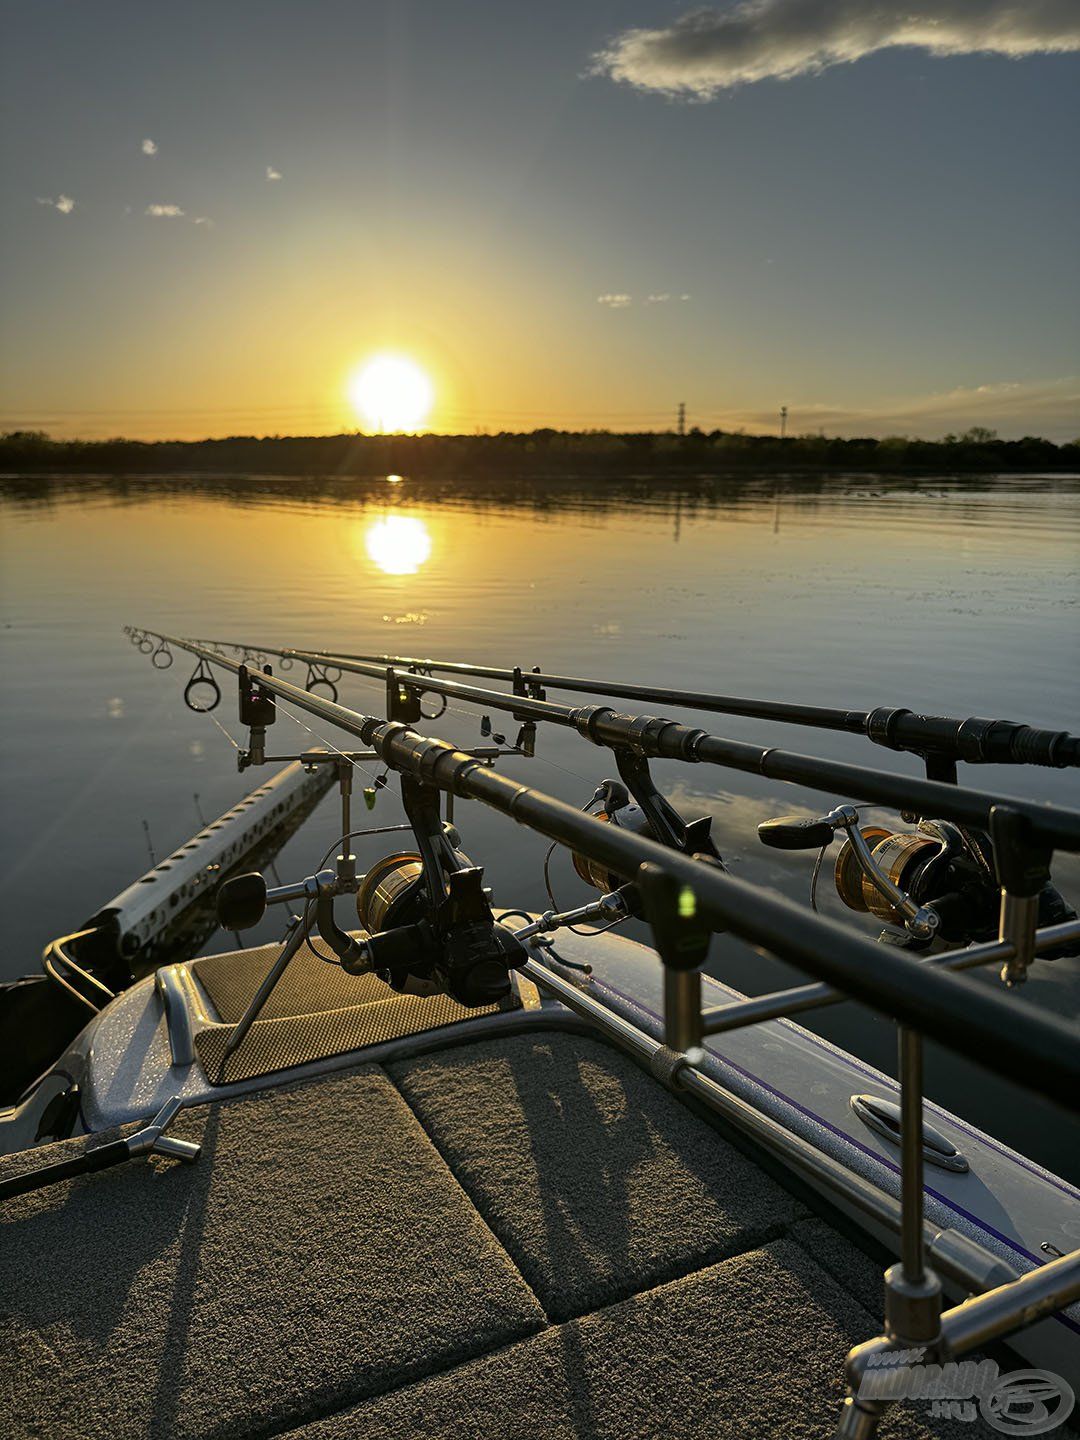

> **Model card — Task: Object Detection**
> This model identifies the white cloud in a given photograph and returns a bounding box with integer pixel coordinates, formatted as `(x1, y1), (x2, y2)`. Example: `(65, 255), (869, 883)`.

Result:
(266, 166), (282, 181)
(192, 216), (214, 226)
(141, 138), (158, 155)
(597, 292), (633, 307)
(593, 1), (1080, 97)
(37, 194), (75, 214)
(646, 292), (671, 304)
(145, 203), (185, 217)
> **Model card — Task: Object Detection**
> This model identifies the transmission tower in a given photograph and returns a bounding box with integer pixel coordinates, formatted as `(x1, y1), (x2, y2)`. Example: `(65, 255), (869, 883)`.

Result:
(677, 401), (686, 437)
(780, 405), (788, 439)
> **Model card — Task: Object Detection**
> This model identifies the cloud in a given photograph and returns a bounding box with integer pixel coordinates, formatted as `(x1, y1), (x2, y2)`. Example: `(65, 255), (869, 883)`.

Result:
(192, 216), (214, 226)
(724, 376), (1080, 440)
(597, 292), (633, 307)
(266, 165), (282, 181)
(593, 1), (1080, 97)
(37, 194), (75, 214)
(141, 138), (158, 155)
(145, 203), (185, 217)
(646, 292), (671, 304)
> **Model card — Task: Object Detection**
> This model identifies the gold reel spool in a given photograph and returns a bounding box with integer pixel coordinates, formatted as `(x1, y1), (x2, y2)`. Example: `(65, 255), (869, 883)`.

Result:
(571, 813), (627, 892)
(572, 799), (656, 892)
(834, 829), (938, 924)
(356, 852), (424, 933)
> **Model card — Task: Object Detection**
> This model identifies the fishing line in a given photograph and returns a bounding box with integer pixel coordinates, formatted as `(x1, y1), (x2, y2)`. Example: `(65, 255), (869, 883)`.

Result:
(542, 839), (627, 942)
(810, 843), (827, 913)
(205, 709), (242, 752)
(275, 701), (380, 782)
(298, 898), (339, 965)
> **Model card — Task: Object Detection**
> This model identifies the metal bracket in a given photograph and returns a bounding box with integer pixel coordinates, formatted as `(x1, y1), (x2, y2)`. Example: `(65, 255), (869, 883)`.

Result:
(0, 1095), (200, 1203)
(991, 805), (1053, 985)
(613, 748), (722, 863)
(636, 862), (709, 1055)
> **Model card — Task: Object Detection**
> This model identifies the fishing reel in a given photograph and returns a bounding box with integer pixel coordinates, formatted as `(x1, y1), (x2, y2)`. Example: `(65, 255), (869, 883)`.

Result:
(759, 804), (1077, 952)
(570, 770), (722, 896)
(571, 781), (652, 891)
(348, 836), (526, 1006)
(323, 771), (525, 1006)
(831, 819), (994, 939)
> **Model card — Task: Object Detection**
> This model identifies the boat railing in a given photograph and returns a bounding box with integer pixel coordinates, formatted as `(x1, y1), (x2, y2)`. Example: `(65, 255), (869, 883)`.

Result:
(42, 930), (117, 1014)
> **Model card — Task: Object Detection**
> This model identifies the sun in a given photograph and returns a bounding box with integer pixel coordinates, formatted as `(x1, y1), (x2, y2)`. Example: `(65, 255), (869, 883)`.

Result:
(348, 354), (433, 433)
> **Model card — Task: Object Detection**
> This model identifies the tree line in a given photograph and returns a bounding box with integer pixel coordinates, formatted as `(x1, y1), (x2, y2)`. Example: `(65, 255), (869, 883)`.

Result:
(2, 426), (1077, 477)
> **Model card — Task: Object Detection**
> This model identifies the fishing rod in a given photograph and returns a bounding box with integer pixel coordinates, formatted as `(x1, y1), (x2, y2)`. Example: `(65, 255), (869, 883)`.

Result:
(280, 643), (1080, 775)
(181, 637), (1080, 854)
(164, 634), (1080, 774)
(137, 626), (1080, 959)
(129, 626), (1080, 1106)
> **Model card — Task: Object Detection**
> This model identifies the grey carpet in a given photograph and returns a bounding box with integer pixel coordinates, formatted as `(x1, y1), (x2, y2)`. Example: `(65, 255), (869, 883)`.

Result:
(274, 1237), (969, 1440)
(0, 1029), (1019, 1440)
(0, 1065), (543, 1440)
(389, 1032), (808, 1320)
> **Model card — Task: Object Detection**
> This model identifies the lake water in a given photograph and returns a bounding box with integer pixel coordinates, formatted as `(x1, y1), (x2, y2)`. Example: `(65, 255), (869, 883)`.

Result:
(1, 473), (1078, 1177)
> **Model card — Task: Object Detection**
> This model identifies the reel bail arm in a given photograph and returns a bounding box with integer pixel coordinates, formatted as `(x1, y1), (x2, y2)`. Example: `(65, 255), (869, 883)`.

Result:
(759, 805), (940, 942)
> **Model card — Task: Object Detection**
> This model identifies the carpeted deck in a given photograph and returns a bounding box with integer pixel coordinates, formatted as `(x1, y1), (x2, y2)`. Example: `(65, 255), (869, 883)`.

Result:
(1, 1028), (974, 1440)
(388, 1034), (807, 1321)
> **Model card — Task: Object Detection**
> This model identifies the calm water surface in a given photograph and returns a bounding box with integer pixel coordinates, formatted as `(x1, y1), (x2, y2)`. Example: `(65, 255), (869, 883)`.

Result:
(1, 474), (1078, 1176)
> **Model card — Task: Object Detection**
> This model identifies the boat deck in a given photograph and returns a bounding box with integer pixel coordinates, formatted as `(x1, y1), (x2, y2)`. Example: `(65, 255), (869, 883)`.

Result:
(2, 1025), (977, 1438)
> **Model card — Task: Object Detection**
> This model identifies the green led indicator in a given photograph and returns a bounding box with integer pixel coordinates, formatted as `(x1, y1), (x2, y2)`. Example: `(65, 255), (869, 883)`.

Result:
(678, 886), (696, 919)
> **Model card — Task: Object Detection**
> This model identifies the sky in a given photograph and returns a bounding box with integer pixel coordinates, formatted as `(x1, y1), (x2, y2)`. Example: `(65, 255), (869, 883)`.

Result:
(1, 0), (1078, 441)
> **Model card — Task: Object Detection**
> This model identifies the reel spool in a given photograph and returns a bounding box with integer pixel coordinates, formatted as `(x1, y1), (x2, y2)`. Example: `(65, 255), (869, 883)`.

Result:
(834, 827), (939, 925)
(352, 847), (525, 1006)
(355, 852), (424, 933)
(572, 787), (652, 892)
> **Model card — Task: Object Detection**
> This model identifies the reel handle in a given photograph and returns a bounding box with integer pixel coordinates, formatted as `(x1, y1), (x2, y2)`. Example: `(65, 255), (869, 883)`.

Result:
(216, 872), (268, 930)
(757, 815), (836, 851)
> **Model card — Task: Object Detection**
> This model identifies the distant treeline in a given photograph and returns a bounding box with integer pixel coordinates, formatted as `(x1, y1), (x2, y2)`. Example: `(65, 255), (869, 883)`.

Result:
(1, 426), (1078, 477)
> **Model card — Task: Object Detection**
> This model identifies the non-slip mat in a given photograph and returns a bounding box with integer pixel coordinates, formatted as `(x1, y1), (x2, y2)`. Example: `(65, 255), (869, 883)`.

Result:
(194, 990), (501, 1084)
(276, 1237), (970, 1440)
(1, 1032), (992, 1440)
(193, 938), (379, 1022)
(390, 1032), (808, 1320)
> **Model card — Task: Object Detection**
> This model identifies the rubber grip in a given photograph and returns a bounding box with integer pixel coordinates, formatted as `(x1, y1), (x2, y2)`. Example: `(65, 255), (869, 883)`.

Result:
(0, 1138), (129, 1202)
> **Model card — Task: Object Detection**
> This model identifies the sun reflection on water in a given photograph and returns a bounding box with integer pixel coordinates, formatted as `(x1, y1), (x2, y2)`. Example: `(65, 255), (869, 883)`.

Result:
(363, 514), (432, 575)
